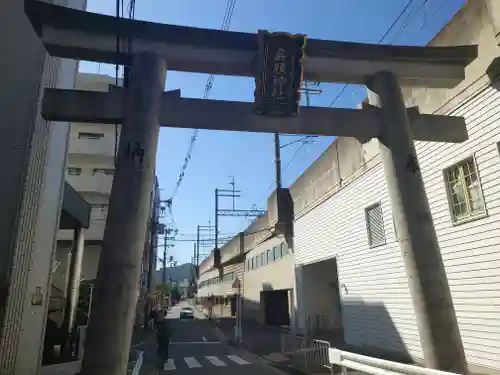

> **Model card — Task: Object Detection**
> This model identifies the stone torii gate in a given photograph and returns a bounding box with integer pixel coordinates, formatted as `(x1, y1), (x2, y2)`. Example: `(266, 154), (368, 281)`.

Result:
(24, 1), (477, 375)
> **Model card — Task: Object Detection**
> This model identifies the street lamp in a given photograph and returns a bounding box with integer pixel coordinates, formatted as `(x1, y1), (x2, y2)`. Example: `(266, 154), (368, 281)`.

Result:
(232, 278), (242, 343)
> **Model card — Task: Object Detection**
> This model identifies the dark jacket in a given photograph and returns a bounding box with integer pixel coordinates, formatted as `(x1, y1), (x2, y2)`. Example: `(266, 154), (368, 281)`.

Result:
(157, 319), (171, 344)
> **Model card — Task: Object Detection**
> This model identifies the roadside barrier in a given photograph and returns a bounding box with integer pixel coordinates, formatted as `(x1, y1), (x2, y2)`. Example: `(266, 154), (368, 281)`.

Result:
(328, 348), (462, 375)
(280, 333), (331, 372)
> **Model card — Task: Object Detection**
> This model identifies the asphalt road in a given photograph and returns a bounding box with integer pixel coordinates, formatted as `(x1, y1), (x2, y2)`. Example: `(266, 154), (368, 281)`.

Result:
(139, 301), (285, 375)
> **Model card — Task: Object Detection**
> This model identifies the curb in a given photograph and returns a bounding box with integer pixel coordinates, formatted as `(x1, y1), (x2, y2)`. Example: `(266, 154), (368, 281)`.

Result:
(131, 350), (144, 375)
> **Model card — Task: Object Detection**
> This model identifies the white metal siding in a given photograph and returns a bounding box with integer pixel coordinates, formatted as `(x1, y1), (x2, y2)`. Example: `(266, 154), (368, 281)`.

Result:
(294, 83), (500, 369)
(415, 84), (500, 370)
(294, 162), (422, 359)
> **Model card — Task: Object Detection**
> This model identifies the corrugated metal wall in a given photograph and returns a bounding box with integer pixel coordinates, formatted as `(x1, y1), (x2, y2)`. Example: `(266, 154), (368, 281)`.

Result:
(294, 82), (500, 369)
(294, 160), (422, 358)
(415, 84), (500, 370)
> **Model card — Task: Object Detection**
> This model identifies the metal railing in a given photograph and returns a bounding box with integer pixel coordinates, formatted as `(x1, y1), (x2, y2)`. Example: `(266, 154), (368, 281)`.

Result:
(280, 333), (331, 372)
(328, 348), (461, 375)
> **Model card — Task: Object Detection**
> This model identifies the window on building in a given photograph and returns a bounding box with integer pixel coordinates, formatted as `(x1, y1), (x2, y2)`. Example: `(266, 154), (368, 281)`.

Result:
(78, 132), (105, 140)
(365, 202), (386, 247)
(67, 167), (82, 176)
(273, 246), (281, 261)
(281, 242), (289, 256)
(251, 257), (255, 270)
(260, 252), (265, 266)
(444, 157), (486, 222)
(92, 168), (114, 176)
(267, 249), (272, 263)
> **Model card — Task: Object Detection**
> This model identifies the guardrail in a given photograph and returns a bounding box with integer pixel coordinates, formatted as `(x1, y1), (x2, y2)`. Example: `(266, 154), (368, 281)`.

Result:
(328, 348), (461, 375)
(280, 333), (331, 372)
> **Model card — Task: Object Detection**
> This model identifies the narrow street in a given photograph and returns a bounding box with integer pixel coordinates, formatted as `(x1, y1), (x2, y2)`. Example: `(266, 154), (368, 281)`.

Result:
(140, 302), (283, 375)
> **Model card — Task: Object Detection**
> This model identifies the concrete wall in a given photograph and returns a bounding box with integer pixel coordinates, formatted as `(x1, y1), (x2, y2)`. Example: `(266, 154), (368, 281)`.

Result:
(0, 0), (86, 373)
(242, 236), (294, 324)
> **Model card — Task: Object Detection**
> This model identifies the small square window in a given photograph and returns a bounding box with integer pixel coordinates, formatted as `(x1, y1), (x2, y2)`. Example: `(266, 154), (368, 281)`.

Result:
(365, 203), (386, 247)
(444, 157), (486, 223)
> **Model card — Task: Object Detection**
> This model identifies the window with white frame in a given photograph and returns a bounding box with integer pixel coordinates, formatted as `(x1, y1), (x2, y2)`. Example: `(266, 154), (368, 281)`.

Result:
(444, 157), (485, 222)
(365, 202), (386, 247)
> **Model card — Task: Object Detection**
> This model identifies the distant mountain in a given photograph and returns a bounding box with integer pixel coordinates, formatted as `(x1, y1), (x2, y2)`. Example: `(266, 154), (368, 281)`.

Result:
(156, 263), (195, 284)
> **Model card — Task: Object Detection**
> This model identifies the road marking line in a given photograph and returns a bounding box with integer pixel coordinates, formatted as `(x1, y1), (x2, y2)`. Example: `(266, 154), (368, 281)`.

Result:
(202, 336), (207, 342)
(184, 357), (202, 368)
(226, 355), (251, 365)
(205, 356), (227, 366)
(163, 359), (176, 371)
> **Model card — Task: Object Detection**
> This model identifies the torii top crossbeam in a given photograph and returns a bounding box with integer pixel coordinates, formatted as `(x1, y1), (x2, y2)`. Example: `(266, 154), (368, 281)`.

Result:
(25, 0), (477, 88)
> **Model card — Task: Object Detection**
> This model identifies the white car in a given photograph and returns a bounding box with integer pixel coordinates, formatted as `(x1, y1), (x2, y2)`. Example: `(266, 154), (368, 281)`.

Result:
(180, 306), (194, 319)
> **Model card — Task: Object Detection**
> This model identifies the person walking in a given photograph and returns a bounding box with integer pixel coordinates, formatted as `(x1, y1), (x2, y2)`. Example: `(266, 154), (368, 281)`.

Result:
(148, 304), (162, 331)
(156, 314), (171, 362)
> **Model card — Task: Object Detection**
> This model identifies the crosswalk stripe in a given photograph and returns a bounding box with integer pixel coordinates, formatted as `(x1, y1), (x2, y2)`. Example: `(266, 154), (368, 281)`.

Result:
(226, 355), (251, 365)
(205, 356), (227, 366)
(163, 359), (176, 371)
(184, 357), (202, 368)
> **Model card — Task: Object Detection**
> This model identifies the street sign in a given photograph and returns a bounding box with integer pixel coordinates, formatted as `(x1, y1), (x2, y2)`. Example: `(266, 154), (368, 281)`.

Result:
(254, 30), (306, 116)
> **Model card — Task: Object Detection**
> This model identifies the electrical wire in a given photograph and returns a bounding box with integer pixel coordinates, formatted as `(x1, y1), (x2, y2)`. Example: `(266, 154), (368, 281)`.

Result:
(250, 0), (421, 211)
(168, 0), (238, 209)
(327, 0), (416, 108)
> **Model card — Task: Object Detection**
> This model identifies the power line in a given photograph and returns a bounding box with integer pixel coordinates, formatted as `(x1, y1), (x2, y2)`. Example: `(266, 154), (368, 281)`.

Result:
(250, 0), (420, 210)
(168, 0), (238, 206)
(328, 0), (416, 108)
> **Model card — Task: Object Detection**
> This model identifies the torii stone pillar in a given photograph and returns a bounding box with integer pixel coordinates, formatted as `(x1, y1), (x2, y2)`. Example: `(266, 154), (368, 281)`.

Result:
(367, 71), (467, 374)
(80, 53), (166, 375)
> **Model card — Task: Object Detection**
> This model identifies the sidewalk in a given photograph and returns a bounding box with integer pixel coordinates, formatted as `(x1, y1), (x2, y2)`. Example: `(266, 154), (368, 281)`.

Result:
(215, 317), (330, 375)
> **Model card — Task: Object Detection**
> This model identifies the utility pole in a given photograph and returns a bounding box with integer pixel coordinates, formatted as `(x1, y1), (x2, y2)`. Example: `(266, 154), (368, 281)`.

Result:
(162, 237), (167, 294)
(81, 53), (167, 375)
(215, 188), (219, 250)
(367, 71), (466, 373)
(214, 188), (266, 233)
(196, 224), (215, 270)
(274, 133), (282, 189)
(229, 176), (236, 210)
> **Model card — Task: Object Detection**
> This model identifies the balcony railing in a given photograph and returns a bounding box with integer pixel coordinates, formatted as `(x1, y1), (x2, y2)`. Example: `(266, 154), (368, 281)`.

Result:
(66, 173), (113, 195)
(68, 129), (120, 158)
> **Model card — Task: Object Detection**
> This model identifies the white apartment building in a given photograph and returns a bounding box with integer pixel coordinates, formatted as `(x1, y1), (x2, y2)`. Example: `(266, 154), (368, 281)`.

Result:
(53, 73), (122, 295)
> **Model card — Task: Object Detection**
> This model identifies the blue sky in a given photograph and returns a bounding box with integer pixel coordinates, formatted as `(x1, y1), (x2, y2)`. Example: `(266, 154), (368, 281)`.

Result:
(79, 0), (466, 265)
